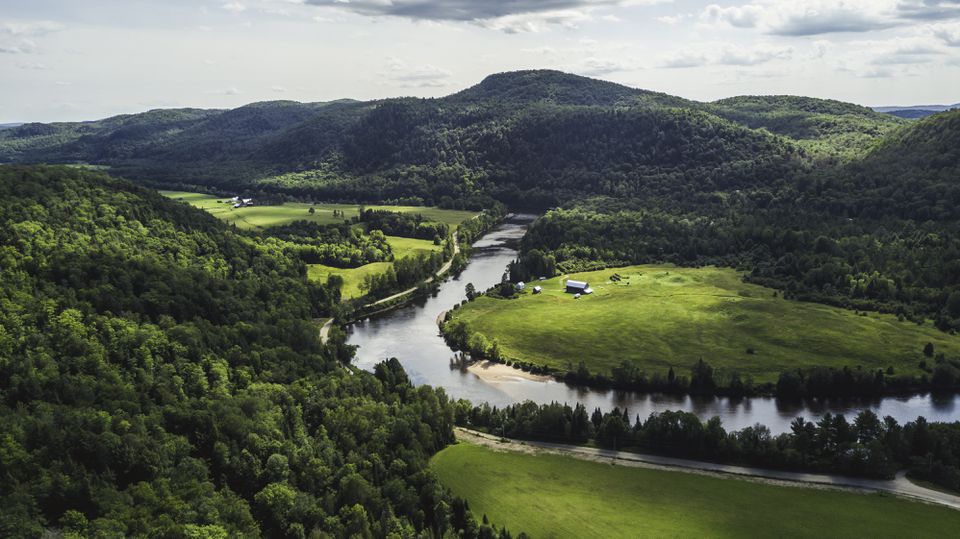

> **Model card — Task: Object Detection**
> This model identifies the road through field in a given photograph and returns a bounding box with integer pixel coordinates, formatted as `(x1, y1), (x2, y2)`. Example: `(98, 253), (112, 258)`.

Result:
(364, 231), (460, 308)
(455, 428), (960, 511)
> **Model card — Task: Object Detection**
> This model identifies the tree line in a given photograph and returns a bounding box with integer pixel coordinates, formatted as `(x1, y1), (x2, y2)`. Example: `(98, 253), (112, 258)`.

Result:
(457, 400), (960, 493)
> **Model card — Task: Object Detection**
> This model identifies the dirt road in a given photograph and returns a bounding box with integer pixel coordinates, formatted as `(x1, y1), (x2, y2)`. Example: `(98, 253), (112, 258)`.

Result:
(455, 428), (960, 511)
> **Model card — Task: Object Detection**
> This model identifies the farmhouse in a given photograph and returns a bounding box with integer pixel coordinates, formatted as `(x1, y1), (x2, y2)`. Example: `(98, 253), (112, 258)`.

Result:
(565, 280), (593, 294)
(532, 286), (542, 294)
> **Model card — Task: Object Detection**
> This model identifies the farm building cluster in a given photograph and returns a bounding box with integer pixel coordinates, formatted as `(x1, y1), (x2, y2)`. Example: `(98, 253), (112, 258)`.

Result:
(565, 280), (593, 296)
(229, 196), (254, 208)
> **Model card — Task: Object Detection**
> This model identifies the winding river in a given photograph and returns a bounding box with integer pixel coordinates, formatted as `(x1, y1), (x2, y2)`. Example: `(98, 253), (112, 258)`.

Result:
(348, 216), (960, 433)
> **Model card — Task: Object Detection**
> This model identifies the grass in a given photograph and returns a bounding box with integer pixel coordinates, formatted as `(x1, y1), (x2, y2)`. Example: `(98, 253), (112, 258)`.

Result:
(161, 190), (467, 299)
(307, 236), (442, 299)
(450, 265), (958, 382)
(159, 190), (478, 230)
(431, 442), (960, 539)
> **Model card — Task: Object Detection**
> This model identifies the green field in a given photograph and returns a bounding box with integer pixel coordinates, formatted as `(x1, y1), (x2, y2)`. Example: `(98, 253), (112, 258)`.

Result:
(450, 265), (958, 382)
(307, 236), (442, 299)
(161, 190), (470, 299)
(159, 190), (478, 230)
(432, 443), (960, 538)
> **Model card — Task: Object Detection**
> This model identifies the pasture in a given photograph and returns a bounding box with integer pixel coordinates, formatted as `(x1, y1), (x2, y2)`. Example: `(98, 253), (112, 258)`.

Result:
(449, 265), (958, 382)
(307, 236), (442, 299)
(159, 190), (478, 230)
(161, 190), (468, 299)
(431, 442), (960, 538)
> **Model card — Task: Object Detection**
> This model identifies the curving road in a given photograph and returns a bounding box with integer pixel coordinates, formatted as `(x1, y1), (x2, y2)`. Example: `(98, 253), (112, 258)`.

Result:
(317, 318), (333, 344)
(455, 428), (960, 511)
(364, 231), (460, 309)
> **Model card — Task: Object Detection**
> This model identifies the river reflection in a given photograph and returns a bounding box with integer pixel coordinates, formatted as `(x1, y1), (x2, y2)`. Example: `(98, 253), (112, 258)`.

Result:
(347, 216), (960, 434)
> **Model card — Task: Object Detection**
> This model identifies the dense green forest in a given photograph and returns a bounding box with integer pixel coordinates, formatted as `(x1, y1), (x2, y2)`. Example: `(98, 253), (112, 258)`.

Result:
(0, 166), (516, 538)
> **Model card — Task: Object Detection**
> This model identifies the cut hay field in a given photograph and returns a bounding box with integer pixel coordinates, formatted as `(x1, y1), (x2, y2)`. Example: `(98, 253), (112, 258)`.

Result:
(307, 236), (443, 299)
(431, 442), (960, 539)
(449, 265), (958, 382)
(159, 190), (478, 230)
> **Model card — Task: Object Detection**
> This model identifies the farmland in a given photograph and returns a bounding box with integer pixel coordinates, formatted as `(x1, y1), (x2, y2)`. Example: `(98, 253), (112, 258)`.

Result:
(431, 442), (960, 538)
(447, 265), (959, 383)
(308, 236), (443, 299)
(159, 190), (478, 230)
(162, 190), (474, 298)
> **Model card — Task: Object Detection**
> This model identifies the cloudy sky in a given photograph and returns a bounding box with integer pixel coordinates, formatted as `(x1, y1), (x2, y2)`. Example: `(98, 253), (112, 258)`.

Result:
(2, 0), (959, 122)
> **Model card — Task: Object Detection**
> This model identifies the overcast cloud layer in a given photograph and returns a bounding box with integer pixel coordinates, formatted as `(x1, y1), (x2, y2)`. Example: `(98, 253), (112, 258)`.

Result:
(1, 0), (958, 122)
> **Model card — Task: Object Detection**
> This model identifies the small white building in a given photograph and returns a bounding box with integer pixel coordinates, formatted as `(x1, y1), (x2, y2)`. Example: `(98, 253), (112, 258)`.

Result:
(532, 286), (542, 294)
(516, 281), (526, 291)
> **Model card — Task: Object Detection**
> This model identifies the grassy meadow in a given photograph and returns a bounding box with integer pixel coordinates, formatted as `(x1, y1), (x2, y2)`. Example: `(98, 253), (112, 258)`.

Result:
(432, 443), (960, 539)
(307, 236), (443, 299)
(159, 190), (478, 230)
(161, 190), (472, 299)
(450, 265), (958, 382)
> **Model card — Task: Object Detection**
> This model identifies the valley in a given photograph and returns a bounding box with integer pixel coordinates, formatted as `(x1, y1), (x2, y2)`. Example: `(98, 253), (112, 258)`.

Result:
(2, 68), (959, 537)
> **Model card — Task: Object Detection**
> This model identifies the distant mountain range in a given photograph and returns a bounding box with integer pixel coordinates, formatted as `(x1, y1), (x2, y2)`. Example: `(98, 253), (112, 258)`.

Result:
(0, 123), (24, 130)
(0, 69), (913, 208)
(873, 104), (959, 119)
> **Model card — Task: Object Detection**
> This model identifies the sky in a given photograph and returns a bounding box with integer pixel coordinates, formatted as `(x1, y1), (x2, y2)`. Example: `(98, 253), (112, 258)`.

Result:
(2, 0), (959, 122)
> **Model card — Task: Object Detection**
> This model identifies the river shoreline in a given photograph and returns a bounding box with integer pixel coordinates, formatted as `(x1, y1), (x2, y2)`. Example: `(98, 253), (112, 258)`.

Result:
(467, 360), (552, 383)
(346, 218), (960, 434)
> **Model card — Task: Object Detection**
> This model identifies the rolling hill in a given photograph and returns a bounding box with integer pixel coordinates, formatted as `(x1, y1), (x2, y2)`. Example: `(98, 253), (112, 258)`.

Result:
(0, 70), (909, 207)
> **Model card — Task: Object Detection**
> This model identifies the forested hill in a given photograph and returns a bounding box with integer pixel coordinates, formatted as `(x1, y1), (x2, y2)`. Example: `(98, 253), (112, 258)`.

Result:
(708, 95), (905, 159)
(822, 109), (960, 221)
(0, 166), (495, 538)
(0, 70), (904, 207)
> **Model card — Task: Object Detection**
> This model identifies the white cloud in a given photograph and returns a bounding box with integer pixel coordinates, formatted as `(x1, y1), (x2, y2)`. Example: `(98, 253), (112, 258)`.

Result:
(0, 20), (65, 36)
(657, 14), (690, 25)
(934, 22), (960, 45)
(896, 0), (960, 21)
(660, 43), (792, 68)
(207, 87), (242, 95)
(271, 85), (287, 92)
(700, 4), (763, 28)
(698, 1), (897, 36)
(0, 20), (63, 55)
(812, 39), (832, 58)
(304, 0), (671, 33)
(0, 44), (29, 54)
(222, 2), (248, 13)
(867, 36), (948, 64)
(479, 10), (594, 33)
(383, 57), (453, 87)
(573, 56), (635, 75)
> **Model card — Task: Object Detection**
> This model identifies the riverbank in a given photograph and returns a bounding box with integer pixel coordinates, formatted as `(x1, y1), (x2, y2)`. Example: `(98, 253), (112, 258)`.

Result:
(467, 360), (552, 383)
(441, 264), (960, 399)
(345, 211), (505, 323)
(346, 217), (960, 434)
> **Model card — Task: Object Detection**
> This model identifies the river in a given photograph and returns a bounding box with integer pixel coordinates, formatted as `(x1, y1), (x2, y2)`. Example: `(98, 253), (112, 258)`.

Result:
(347, 216), (960, 433)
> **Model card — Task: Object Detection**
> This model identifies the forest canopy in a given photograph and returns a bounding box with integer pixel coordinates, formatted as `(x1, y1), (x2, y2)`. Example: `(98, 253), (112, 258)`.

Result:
(0, 166), (505, 538)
